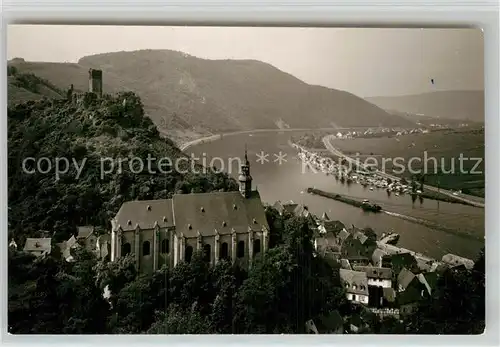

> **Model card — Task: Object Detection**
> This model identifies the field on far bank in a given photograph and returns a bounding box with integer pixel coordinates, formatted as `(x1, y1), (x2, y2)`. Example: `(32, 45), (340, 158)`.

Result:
(329, 128), (485, 197)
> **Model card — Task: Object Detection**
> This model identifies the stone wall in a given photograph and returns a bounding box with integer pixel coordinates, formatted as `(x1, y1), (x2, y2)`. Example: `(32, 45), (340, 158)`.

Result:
(369, 307), (400, 319)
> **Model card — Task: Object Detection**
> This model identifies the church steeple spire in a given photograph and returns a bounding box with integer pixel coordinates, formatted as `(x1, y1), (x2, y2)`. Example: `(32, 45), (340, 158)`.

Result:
(244, 144), (250, 169)
(239, 145), (252, 198)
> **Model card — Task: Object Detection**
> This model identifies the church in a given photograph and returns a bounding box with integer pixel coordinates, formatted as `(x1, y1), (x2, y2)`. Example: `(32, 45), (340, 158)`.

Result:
(110, 151), (270, 273)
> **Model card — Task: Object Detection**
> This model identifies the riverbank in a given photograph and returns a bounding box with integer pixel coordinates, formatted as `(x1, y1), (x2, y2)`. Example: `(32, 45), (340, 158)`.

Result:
(291, 141), (469, 206)
(178, 127), (357, 152)
(418, 189), (476, 206)
(179, 134), (222, 151)
(320, 136), (484, 208)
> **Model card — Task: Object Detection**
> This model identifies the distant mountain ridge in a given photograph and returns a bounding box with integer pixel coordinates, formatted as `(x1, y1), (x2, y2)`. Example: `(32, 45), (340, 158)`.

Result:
(366, 90), (484, 123)
(8, 49), (416, 136)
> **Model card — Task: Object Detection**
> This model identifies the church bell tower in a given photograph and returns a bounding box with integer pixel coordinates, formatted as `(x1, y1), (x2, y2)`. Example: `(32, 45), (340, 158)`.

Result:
(239, 146), (253, 198)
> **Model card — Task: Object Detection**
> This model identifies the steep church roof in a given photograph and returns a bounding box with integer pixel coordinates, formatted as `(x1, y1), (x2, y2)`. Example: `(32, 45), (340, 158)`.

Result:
(172, 190), (268, 237)
(113, 199), (175, 231)
(113, 149), (268, 238)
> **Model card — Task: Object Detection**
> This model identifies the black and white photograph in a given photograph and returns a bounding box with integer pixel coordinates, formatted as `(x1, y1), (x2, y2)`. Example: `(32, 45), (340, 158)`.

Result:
(7, 25), (485, 334)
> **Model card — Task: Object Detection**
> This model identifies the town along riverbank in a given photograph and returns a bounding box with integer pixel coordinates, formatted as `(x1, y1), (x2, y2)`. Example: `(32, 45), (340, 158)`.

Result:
(293, 140), (481, 208)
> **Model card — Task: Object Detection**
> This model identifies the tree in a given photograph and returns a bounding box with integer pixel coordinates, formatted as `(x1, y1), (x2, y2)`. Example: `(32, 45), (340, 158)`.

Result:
(232, 246), (296, 333)
(375, 316), (406, 334)
(56, 248), (110, 333)
(94, 253), (137, 306)
(208, 260), (242, 333)
(406, 248), (485, 334)
(168, 250), (213, 314)
(147, 304), (213, 334)
(8, 248), (110, 334)
(108, 273), (158, 333)
(232, 215), (347, 334)
(265, 206), (286, 247)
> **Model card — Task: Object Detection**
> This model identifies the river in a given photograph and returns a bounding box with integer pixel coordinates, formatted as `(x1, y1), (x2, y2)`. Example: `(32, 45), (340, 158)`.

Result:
(186, 131), (485, 260)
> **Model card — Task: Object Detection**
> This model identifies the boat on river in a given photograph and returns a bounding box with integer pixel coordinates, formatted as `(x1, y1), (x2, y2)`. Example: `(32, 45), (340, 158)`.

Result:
(307, 188), (382, 213)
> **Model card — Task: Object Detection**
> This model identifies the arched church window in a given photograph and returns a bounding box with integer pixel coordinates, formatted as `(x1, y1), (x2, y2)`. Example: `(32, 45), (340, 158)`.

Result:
(203, 244), (211, 262)
(161, 239), (169, 254)
(185, 246), (193, 263)
(220, 242), (229, 260)
(122, 242), (131, 256)
(143, 241), (151, 256)
(237, 241), (245, 258)
(253, 239), (261, 254)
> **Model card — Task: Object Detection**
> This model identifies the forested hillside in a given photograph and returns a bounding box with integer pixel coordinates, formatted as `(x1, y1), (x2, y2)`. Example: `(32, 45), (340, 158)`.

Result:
(8, 91), (237, 245)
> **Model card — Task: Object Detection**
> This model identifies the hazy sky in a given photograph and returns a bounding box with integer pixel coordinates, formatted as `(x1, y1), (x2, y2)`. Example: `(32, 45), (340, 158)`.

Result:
(7, 25), (484, 97)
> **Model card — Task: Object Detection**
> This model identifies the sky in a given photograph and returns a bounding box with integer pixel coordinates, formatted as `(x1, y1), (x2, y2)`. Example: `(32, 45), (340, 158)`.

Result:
(7, 25), (484, 97)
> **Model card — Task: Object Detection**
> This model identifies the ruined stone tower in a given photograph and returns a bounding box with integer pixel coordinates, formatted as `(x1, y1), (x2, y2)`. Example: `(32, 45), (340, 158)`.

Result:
(88, 68), (103, 98)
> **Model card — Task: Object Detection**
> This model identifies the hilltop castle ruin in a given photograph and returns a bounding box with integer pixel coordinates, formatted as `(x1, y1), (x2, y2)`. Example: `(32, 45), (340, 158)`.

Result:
(88, 68), (103, 98)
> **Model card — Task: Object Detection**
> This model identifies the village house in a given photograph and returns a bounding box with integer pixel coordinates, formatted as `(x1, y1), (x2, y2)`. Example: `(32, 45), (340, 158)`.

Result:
(54, 226), (106, 262)
(339, 269), (369, 304)
(293, 204), (313, 219)
(371, 248), (387, 267)
(318, 219), (346, 236)
(56, 235), (78, 262)
(340, 259), (352, 270)
(76, 226), (97, 253)
(353, 266), (392, 288)
(9, 238), (17, 249)
(313, 220), (347, 255)
(305, 310), (344, 334)
(344, 256), (371, 267)
(314, 235), (341, 256)
(397, 287), (422, 316)
(272, 201), (298, 216)
(381, 287), (397, 307)
(441, 253), (475, 270)
(341, 229), (377, 263)
(415, 257), (437, 272)
(353, 266), (393, 307)
(397, 267), (419, 292)
(417, 272), (438, 296)
(348, 314), (370, 333)
(382, 252), (420, 280)
(110, 151), (270, 274)
(395, 266), (439, 316)
(336, 228), (350, 246)
(96, 234), (111, 260)
(272, 200), (313, 220)
(23, 238), (52, 258)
